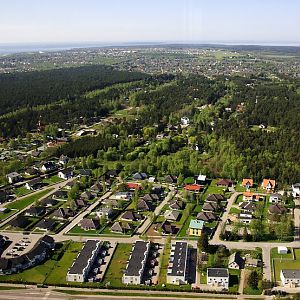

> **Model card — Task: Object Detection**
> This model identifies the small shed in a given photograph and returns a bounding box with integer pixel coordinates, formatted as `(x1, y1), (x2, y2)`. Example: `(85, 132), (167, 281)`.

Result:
(278, 246), (288, 255)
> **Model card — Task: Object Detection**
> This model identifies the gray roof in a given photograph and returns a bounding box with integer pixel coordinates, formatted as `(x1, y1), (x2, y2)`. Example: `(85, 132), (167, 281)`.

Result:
(124, 241), (149, 277)
(68, 240), (100, 275)
(169, 242), (188, 276)
(207, 268), (229, 278)
(281, 269), (300, 279)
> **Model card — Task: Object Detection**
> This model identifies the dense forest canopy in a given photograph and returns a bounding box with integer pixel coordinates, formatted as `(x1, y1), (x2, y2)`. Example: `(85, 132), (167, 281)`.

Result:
(0, 65), (148, 116)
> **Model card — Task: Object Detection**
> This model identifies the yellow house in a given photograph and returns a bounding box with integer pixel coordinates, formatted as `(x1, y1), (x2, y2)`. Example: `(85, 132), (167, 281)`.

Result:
(188, 219), (204, 236)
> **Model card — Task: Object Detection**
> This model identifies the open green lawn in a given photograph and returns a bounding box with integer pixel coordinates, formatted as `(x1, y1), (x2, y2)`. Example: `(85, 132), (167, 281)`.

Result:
(234, 195), (244, 204)
(0, 209), (17, 221)
(270, 247), (293, 260)
(273, 259), (300, 282)
(177, 216), (193, 237)
(293, 248), (300, 259)
(14, 186), (31, 197)
(5, 188), (54, 210)
(45, 242), (83, 286)
(158, 240), (171, 285)
(42, 175), (63, 184)
(102, 243), (132, 287)
(229, 207), (241, 215)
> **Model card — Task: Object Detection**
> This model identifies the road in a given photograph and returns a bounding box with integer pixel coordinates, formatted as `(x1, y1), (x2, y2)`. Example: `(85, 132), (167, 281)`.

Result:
(294, 199), (300, 241)
(0, 178), (74, 228)
(136, 189), (176, 234)
(57, 190), (113, 236)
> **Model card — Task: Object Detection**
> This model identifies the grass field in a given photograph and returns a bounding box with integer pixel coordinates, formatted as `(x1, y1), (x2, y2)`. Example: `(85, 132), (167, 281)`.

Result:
(5, 188), (54, 210)
(0, 209), (17, 221)
(14, 186), (31, 197)
(158, 240), (170, 284)
(101, 243), (132, 287)
(42, 175), (63, 185)
(273, 259), (300, 282)
(270, 247), (293, 260)
(229, 207), (241, 215)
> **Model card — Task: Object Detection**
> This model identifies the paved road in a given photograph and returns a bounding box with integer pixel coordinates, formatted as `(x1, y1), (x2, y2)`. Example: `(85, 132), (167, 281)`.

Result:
(0, 178), (74, 228)
(57, 190), (113, 236)
(136, 189), (176, 234)
(211, 192), (241, 244)
(294, 199), (300, 241)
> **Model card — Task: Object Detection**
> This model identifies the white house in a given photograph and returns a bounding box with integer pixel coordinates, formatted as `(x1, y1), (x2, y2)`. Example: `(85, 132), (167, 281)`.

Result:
(96, 207), (114, 219)
(6, 172), (22, 184)
(269, 193), (283, 203)
(280, 269), (300, 287)
(292, 183), (300, 198)
(122, 241), (150, 285)
(58, 168), (73, 180)
(66, 240), (101, 282)
(181, 117), (190, 126)
(167, 242), (188, 285)
(207, 268), (229, 289)
(114, 192), (132, 200)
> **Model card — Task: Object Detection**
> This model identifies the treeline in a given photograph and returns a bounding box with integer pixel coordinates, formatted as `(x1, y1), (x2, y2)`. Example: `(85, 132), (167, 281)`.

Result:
(0, 65), (148, 116)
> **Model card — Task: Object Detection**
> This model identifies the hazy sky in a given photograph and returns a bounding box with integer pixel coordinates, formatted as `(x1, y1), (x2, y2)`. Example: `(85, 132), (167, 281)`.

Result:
(1, 0), (299, 45)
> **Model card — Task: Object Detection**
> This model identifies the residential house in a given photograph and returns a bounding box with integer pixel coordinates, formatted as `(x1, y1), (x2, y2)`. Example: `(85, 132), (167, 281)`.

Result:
(228, 253), (244, 269)
(261, 179), (276, 192)
(52, 190), (68, 199)
(58, 155), (69, 166)
(239, 201), (256, 213)
(102, 199), (118, 208)
(165, 175), (177, 185)
(79, 218), (100, 230)
(66, 240), (102, 282)
(80, 191), (93, 200)
(111, 221), (131, 234)
(292, 183), (300, 198)
(35, 219), (56, 231)
(6, 172), (22, 184)
(194, 174), (207, 185)
(90, 182), (103, 194)
(242, 179), (254, 189)
(196, 212), (217, 223)
(25, 178), (43, 190)
(184, 184), (202, 193)
(78, 169), (92, 177)
(121, 211), (143, 222)
(164, 210), (181, 222)
(58, 167), (73, 180)
(280, 270), (300, 287)
(278, 246), (288, 255)
(127, 183), (142, 190)
(24, 206), (45, 217)
(24, 167), (39, 176)
(268, 204), (287, 215)
(169, 200), (184, 210)
(181, 116), (190, 126)
(41, 161), (58, 173)
(245, 258), (260, 268)
(202, 201), (219, 212)
(96, 207), (114, 219)
(74, 199), (88, 210)
(8, 216), (30, 229)
(188, 219), (204, 236)
(207, 194), (225, 203)
(52, 208), (75, 220)
(0, 190), (9, 204)
(243, 192), (262, 202)
(137, 199), (153, 212)
(269, 193), (283, 203)
(207, 268), (229, 289)
(238, 213), (253, 224)
(143, 193), (160, 202)
(114, 191), (132, 200)
(167, 242), (188, 285)
(216, 179), (233, 188)
(122, 241), (150, 285)
(133, 172), (148, 180)
(106, 169), (120, 178)
(160, 221), (177, 235)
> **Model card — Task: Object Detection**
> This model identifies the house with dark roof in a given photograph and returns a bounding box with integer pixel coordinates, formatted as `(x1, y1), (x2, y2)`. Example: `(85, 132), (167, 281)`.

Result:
(79, 169), (92, 177)
(90, 182), (103, 193)
(216, 179), (233, 188)
(80, 191), (94, 200)
(24, 206), (45, 217)
(111, 222), (131, 234)
(202, 201), (219, 212)
(133, 172), (148, 180)
(66, 240), (102, 282)
(239, 201), (256, 213)
(25, 178), (43, 190)
(196, 212), (217, 222)
(207, 194), (225, 203)
(40, 197), (58, 207)
(269, 204), (287, 215)
(58, 167), (74, 180)
(52, 190), (68, 199)
(143, 193), (160, 202)
(164, 210), (181, 221)
(6, 172), (22, 184)
(74, 199), (88, 210)
(122, 241), (150, 285)
(160, 221), (177, 235)
(169, 200), (184, 210)
(79, 218), (100, 230)
(137, 199), (153, 212)
(8, 216), (30, 229)
(0, 190), (9, 204)
(167, 242), (188, 285)
(52, 208), (75, 220)
(228, 252), (244, 269)
(121, 211), (143, 222)
(41, 161), (58, 173)
(280, 269), (300, 287)
(36, 219), (56, 231)
(207, 268), (229, 289)
(165, 175), (177, 184)
(106, 170), (120, 178)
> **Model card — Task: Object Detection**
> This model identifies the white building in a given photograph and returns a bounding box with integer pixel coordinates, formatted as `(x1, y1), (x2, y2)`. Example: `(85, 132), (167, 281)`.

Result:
(292, 183), (300, 198)
(122, 241), (150, 285)
(181, 117), (190, 126)
(278, 246), (288, 255)
(207, 268), (229, 289)
(66, 240), (101, 282)
(269, 193), (283, 203)
(58, 168), (73, 180)
(280, 269), (300, 287)
(167, 242), (188, 285)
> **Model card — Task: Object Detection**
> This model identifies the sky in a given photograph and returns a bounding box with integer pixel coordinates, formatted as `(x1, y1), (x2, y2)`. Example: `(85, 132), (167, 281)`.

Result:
(0, 0), (299, 45)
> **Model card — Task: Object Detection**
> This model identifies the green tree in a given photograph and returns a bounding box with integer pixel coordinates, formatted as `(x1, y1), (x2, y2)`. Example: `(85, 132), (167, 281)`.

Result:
(248, 270), (259, 289)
